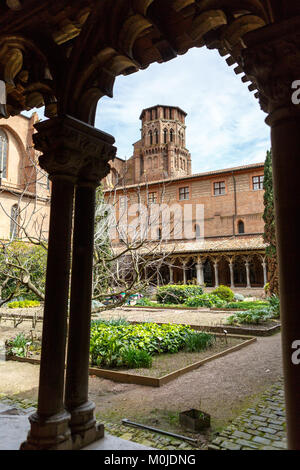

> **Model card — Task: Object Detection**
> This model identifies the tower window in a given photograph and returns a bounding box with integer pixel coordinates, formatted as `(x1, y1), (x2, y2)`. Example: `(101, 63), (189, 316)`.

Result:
(238, 220), (245, 234)
(170, 129), (174, 142)
(163, 129), (168, 144)
(0, 129), (8, 179)
(149, 130), (153, 145)
(163, 108), (167, 119)
(154, 129), (159, 144)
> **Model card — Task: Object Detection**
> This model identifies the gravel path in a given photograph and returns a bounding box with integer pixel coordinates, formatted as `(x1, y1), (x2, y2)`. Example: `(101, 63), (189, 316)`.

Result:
(0, 306), (283, 441)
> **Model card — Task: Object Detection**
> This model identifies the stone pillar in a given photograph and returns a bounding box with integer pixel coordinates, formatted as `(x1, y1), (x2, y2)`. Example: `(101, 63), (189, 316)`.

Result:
(21, 115), (115, 451)
(262, 261), (267, 286)
(65, 127), (115, 450)
(245, 261), (251, 289)
(243, 21), (300, 448)
(229, 261), (235, 289)
(169, 265), (174, 284)
(195, 259), (204, 285)
(182, 260), (187, 284)
(213, 261), (219, 288)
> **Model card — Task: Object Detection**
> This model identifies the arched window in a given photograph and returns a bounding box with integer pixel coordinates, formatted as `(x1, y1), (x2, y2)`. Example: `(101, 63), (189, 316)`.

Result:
(10, 204), (19, 240)
(163, 129), (168, 144)
(157, 228), (162, 240)
(182, 159), (186, 170)
(149, 130), (153, 145)
(154, 129), (159, 144)
(0, 129), (8, 179)
(153, 156), (158, 168)
(148, 157), (152, 169)
(238, 220), (245, 234)
(170, 129), (174, 142)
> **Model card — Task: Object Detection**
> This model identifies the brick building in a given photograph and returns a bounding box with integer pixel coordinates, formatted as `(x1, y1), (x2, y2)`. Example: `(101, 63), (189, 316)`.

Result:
(104, 105), (268, 289)
(0, 114), (50, 241)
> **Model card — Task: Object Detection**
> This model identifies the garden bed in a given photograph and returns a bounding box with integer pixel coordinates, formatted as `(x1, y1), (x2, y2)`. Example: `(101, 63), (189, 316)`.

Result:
(7, 333), (256, 387)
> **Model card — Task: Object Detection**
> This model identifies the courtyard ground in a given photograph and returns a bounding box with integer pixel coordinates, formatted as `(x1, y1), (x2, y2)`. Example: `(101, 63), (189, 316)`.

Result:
(0, 305), (283, 449)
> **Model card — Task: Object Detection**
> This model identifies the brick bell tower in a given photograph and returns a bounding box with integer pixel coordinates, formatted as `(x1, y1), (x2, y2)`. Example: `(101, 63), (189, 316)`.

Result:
(133, 105), (192, 183)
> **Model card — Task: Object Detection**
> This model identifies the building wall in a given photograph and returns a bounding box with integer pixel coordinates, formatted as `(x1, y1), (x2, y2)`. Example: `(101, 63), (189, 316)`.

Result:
(105, 164), (265, 243)
(0, 113), (50, 241)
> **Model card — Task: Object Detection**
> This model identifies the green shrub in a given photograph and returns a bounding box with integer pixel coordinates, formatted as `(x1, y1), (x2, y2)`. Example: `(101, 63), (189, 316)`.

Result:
(121, 348), (152, 368)
(184, 331), (215, 352)
(8, 300), (40, 309)
(226, 308), (275, 325)
(268, 294), (280, 318)
(234, 293), (245, 301)
(135, 297), (155, 307)
(211, 285), (234, 302)
(91, 317), (130, 327)
(5, 333), (31, 357)
(186, 294), (226, 308)
(156, 285), (203, 305)
(225, 300), (270, 310)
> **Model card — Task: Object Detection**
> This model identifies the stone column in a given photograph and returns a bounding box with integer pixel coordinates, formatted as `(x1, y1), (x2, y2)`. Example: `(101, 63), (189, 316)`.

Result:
(21, 116), (82, 450)
(213, 261), (219, 288)
(262, 261), (267, 286)
(243, 21), (300, 448)
(169, 265), (174, 284)
(229, 261), (235, 289)
(245, 261), (251, 289)
(182, 260), (187, 284)
(65, 127), (115, 449)
(195, 258), (204, 285)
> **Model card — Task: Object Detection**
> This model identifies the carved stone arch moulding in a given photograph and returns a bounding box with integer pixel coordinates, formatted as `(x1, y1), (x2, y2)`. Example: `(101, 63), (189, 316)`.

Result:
(0, 35), (54, 118)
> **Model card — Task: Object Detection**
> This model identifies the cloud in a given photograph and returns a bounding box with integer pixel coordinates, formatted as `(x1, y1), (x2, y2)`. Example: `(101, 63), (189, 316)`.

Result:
(95, 47), (270, 172)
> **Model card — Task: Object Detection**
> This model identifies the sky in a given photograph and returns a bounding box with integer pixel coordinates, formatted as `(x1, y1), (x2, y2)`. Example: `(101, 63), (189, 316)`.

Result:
(24, 46), (271, 174)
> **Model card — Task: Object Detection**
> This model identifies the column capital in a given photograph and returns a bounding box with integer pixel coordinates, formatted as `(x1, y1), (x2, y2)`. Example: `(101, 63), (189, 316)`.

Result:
(241, 17), (300, 118)
(33, 115), (116, 184)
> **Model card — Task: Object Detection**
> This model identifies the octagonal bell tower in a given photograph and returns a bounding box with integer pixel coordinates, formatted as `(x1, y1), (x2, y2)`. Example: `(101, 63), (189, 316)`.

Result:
(132, 105), (192, 183)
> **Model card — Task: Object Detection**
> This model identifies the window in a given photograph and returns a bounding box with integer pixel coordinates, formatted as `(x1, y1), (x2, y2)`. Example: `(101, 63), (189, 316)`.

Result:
(157, 228), (162, 240)
(195, 224), (201, 238)
(252, 175), (264, 190)
(149, 130), (153, 145)
(10, 204), (19, 240)
(153, 156), (158, 168)
(163, 108), (167, 119)
(170, 129), (174, 142)
(154, 129), (159, 144)
(238, 220), (245, 234)
(213, 181), (225, 195)
(119, 196), (127, 207)
(0, 129), (8, 179)
(179, 187), (189, 200)
(163, 128), (168, 144)
(148, 192), (157, 204)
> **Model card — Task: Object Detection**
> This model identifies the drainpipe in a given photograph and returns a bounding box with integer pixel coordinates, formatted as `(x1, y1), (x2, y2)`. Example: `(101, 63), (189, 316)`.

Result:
(232, 171), (237, 236)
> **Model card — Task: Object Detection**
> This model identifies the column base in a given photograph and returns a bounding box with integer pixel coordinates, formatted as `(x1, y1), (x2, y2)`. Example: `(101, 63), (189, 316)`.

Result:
(69, 400), (104, 450)
(20, 410), (72, 450)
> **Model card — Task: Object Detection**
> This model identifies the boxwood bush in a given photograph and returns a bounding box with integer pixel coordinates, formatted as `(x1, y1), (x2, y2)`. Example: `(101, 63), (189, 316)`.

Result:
(211, 285), (234, 302)
(156, 285), (204, 305)
(8, 300), (40, 309)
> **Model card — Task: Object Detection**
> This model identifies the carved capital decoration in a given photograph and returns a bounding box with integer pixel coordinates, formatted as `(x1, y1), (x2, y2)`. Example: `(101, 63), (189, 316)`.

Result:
(241, 18), (300, 116)
(33, 115), (116, 184)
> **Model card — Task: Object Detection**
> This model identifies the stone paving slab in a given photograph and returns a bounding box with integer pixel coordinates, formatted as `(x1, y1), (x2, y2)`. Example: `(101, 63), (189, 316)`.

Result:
(208, 380), (287, 450)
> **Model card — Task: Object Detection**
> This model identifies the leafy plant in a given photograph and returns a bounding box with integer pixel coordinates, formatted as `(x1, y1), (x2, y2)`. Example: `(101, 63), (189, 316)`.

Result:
(226, 307), (276, 325)
(225, 300), (270, 310)
(121, 347), (152, 368)
(89, 322), (213, 368)
(211, 285), (234, 302)
(184, 331), (215, 352)
(186, 294), (226, 308)
(5, 333), (31, 357)
(267, 294), (280, 318)
(8, 300), (40, 309)
(156, 285), (204, 305)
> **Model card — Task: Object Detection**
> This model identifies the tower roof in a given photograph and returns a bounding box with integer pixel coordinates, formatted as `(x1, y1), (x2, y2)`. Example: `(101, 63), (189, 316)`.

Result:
(139, 105), (187, 120)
